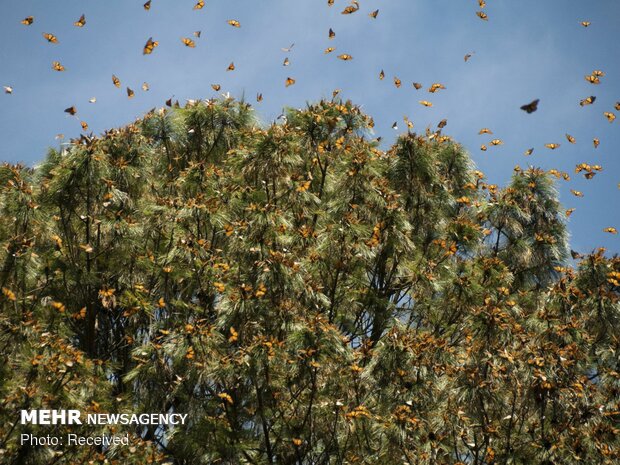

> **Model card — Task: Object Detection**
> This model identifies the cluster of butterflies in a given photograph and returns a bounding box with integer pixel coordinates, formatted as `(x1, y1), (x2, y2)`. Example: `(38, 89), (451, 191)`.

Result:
(2, 0), (618, 237)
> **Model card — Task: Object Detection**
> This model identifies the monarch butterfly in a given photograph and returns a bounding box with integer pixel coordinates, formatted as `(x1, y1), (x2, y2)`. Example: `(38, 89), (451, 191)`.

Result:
(615, 102), (620, 111)
(593, 138), (599, 148)
(193, 31), (201, 38)
(283, 57), (289, 66)
(80, 121), (88, 130)
(428, 83), (446, 93)
(419, 100), (433, 107)
(227, 19), (240, 27)
(21, 16), (34, 26)
(369, 9), (379, 18)
(479, 128), (492, 134)
(585, 75), (600, 84)
(143, 0), (151, 10)
(52, 61), (65, 71)
(74, 14), (86, 27)
(464, 53), (472, 62)
(391, 122), (398, 130)
(580, 21), (590, 27)
(570, 189), (583, 197)
(285, 77), (296, 87)
(565, 134), (576, 144)
(394, 77), (401, 88)
(142, 82), (149, 91)
(281, 43), (294, 52)
(413, 82), (422, 90)
(545, 143), (560, 150)
(579, 96), (596, 106)
(211, 84), (221, 91)
(338, 54), (353, 60)
(64, 106), (77, 116)
(227, 62), (235, 71)
(476, 11), (488, 20)
(379, 70), (385, 80)
(112, 75), (121, 88)
(257, 93), (263, 102)
(566, 208), (575, 217)
(341, 2), (359, 14)
(480, 145), (487, 151)
(143, 37), (158, 54)
(592, 70), (604, 77)
(438, 119), (447, 129)
(181, 37), (196, 47)
(520, 99), (539, 113)
(525, 148), (534, 155)
(324, 47), (335, 54)
(332, 89), (341, 98)
(490, 139), (503, 146)
(127, 87), (135, 98)
(603, 227), (618, 234)
(43, 33), (59, 43)
(604, 112), (616, 123)
(193, 0), (205, 10)
(3, 86), (13, 94)
(329, 28), (336, 39)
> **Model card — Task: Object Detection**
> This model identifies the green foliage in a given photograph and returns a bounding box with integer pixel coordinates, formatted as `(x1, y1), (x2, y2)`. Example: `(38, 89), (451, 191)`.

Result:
(1, 97), (618, 464)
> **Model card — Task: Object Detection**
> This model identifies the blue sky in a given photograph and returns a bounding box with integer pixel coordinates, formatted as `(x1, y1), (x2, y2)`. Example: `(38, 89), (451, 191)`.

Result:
(0, 0), (618, 253)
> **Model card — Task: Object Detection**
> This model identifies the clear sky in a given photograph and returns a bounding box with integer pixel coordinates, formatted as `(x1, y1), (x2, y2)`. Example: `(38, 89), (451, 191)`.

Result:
(0, 0), (618, 254)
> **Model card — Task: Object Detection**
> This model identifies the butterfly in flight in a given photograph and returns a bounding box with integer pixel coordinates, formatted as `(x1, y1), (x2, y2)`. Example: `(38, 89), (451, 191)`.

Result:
(329, 28), (336, 39)
(379, 70), (385, 80)
(565, 134), (576, 144)
(182, 37), (196, 47)
(52, 61), (65, 71)
(194, 0), (205, 10)
(476, 11), (488, 20)
(285, 77), (296, 87)
(211, 84), (221, 91)
(413, 82), (422, 90)
(127, 87), (135, 98)
(325, 47), (335, 54)
(281, 43), (295, 52)
(227, 62), (235, 71)
(580, 96), (596, 106)
(394, 77), (401, 88)
(64, 106), (77, 116)
(21, 16), (34, 26)
(338, 54), (353, 61)
(142, 82), (150, 91)
(144, 1), (151, 10)
(112, 75), (121, 88)
(3, 86), (13, 94)
(545, 143), (560, 150)
(143, 37), (159, 54)
(580, 21), (591, 27)
(369, 10), (379, 19)
(341, 1), (360, 14)
(520, 99), (539, 113)
(74, 14), (86, 27)
(604, 112), (616, 123)
(43, 33), (59, 43)
(227, 19), (240, 27)
(479, 128), (492, 134)
(419, 100), (433, 107)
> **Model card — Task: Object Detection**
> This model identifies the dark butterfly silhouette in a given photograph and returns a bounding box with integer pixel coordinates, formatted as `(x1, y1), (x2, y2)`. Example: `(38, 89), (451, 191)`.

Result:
(521, 99), (539, 113)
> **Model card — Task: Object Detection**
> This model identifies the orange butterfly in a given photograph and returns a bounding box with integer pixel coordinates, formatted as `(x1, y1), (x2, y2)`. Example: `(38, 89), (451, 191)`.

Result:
(21, 16), (34, 26)
(182, 37), (196, 47)
(604, 112), (616, 123)
(211, 84), (221, 91)
(52, 61), (65, 71)
(580, 21), (590, 27)
(285, 77), (296, 87)
(565, 134), (576, 144)
(419, 100), (433, 107)
(479, 128), (492, 134)
(143, 37), (159, 54)
(476, 11), (488, 20)
(338, 54), (353, 61)
(64, 106), (77, 116)
(193, 0), (205, 10)
(369, 10), (379, 19)
(112, 75), (121, 88)
(43, 33), (59, 43)
(80, 121), (89, 130)
(143, 0), (151, 10)
(412, 82), (422, 90)
(227, 62), (235, 71)
(394, 77), (401, 88)
(127, 87), (135, 98)
(257, 93), (263, 102)
(379, 70), (385, 80)
(227, 19), (241, 27)
(324, 47), (336, 54)
(74, 14), (86, 27)
(329, 28), (336, 39)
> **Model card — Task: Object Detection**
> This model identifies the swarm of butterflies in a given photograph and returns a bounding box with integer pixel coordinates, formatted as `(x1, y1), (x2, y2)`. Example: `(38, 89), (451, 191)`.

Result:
(2, 0), (619, 238)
